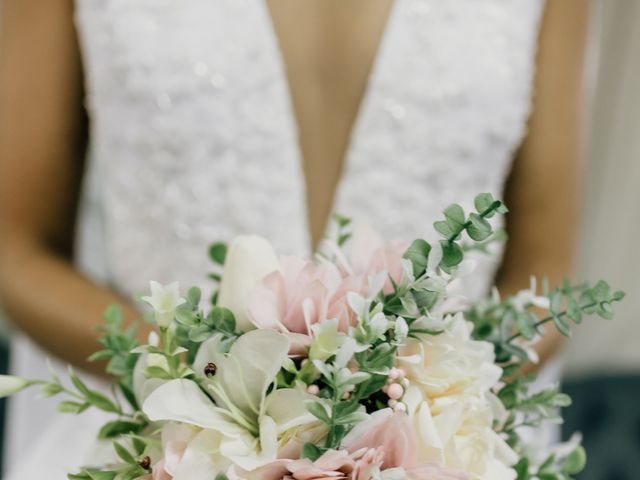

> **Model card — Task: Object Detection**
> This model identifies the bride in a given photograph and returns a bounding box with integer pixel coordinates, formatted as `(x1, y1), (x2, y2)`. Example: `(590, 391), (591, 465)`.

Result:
(0, 0), (587, 478)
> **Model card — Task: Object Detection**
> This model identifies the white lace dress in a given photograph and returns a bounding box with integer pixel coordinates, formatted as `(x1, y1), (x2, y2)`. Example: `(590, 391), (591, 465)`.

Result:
(5, 1), (546, 478)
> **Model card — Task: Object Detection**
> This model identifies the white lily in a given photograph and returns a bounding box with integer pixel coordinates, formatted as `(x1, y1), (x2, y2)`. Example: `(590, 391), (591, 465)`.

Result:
(142, 281), (186, 328)
(143, 330), (318, 473)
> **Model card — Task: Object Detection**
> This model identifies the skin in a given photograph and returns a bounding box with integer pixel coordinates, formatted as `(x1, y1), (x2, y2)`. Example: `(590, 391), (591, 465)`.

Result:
(0, 0), (588, 375)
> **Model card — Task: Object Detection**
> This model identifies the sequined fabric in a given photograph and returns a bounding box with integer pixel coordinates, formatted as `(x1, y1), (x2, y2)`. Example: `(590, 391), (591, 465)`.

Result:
(6, 1), (545, 477)
(72, 0), (545, 300)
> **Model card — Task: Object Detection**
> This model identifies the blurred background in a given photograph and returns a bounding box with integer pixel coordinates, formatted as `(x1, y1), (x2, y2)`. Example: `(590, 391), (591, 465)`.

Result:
(0, 0), (638, 478)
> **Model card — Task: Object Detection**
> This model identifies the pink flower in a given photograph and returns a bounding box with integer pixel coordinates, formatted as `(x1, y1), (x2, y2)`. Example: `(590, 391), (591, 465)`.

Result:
(286, 449), (357, 479)
(341, 409), (468, 480)
(341, 409), (418, 470)
(330, 223), (408, 294)
(249, 257), (358, 354)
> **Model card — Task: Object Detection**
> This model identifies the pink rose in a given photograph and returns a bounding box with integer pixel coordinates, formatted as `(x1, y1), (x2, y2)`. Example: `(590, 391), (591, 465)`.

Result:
(341, 409), (468, 480)
(341, 410), (418, 470)
(249, 257), (359, 354)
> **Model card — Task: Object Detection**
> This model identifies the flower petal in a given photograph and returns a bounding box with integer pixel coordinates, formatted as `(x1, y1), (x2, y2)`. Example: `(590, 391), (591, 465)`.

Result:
(142, 379), (244, 438)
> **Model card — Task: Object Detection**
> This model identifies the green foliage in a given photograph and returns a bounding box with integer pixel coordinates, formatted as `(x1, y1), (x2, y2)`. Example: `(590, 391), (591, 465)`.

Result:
(208, 242), (228, 265)
(402, 239), (431, 278)
(332, 213), (353, 246)
(432, 193), (507, 270)
(89, 305), (141, 411)
(306, 360), (376, 449)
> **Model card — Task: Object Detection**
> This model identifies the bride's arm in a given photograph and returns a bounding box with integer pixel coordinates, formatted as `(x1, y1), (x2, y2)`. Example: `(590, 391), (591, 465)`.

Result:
(0, 0), (146, 374)
(497, 0), (590, 371)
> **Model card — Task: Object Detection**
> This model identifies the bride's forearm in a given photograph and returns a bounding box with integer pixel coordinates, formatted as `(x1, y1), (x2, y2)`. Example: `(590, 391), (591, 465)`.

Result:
(0, 235), (148, 376)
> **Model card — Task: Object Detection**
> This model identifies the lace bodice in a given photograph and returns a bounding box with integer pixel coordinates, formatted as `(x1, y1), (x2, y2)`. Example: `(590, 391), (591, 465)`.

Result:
(7, 2), (546, 477)
(73, 0), (545, 301)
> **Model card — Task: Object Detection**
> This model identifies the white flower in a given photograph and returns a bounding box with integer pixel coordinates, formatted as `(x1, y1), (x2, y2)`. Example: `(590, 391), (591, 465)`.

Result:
(217, 235), (280, 332)
(0, 375), (30, 398)
(142, 281), (186, 328)
(398, 313), (515, 479)
(143, 330), (319, 472)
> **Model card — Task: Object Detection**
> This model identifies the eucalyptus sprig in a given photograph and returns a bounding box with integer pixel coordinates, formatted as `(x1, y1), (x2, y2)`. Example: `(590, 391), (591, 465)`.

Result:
(467, 279), (625, 369)
(88, 305), (141, 410)
(434, 192), (508, 271)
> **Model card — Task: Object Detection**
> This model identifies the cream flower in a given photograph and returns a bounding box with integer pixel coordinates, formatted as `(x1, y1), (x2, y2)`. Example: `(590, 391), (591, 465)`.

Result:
(142, 281), (186, 328)
(217, 235), (280, 332)
(0, 375), (30, 398)
(398, 314), (516, 479)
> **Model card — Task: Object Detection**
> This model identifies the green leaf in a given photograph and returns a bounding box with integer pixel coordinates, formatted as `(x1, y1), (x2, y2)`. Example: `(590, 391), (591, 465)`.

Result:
(103, 304), (123, 328)
(354, 374), (388, 400)
(305, 400), (331, 424)
(338, 233), (352, 246)
(87, 350), (113, 362)
(494, 201), (509, 214)
(208, 272), (222, 282)
(85, 390), (120, 413)
(68, 470), (117, 480)
(433, 220), (455, 238)
(98, 420), (145, 439)
(551, 393), (572, 408)
(474, 193), (495, 215)
(187, 287), (202, 307)
(513, 457), (529, 480)
(597, 301), (614, 320)
(332, 213), (352, 228)
(566, 298), (583, 324)
(145, 365), (174, 380)
(552, 314), (571, 337)
(439, 240), (463, 268)
(301, 442), (325, 462)
(113, 442), (136, 465)
(208, 242), (228, 265)
(444, 203), (465, 226)
(69, 369), (91, 396)
(549, 290), (563, 314)
(215, 475), (230, 480)
(562, 445), (586, 474)
(188, 325), (213, 343)
(175, 305), (198, 326)
(211, 306), (236, 333)
(402, 239), (431, 277)
(515, 311), (536, 341)
(466, 213), (492, 241)
(58, 401), (90, 414)
(612, 290), (626, 302)
(41, 383), (64, 397)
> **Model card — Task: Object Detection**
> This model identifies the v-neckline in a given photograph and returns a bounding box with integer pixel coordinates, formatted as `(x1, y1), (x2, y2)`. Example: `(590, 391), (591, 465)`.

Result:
(260, 0), (398, 249)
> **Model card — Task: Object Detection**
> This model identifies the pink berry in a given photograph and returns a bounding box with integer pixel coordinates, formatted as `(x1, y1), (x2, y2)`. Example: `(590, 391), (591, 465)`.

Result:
(342, 392), (350, 400)
(388, 368), (400, 380)
(382, 384), (389, 393)
(307, 385), (320, 395)
(387, 383), (404, 400)
(388, 399), (398, 408)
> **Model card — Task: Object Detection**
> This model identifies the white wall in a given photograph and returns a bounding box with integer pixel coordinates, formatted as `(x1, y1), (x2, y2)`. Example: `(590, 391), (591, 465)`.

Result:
(563, 0), (640, 378)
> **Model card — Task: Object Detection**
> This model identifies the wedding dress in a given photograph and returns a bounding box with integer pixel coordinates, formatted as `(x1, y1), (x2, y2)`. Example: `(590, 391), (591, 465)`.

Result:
(5, 1), (547, 478)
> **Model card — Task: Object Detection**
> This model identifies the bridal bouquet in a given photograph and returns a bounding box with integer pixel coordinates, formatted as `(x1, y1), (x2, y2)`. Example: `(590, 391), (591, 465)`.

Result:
(0, 193), (624, 480)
